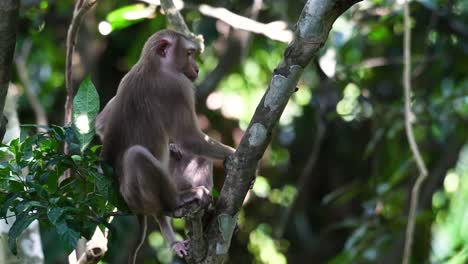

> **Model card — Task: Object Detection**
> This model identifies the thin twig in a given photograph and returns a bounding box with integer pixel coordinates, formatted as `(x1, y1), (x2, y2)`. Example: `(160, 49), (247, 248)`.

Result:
(65, 2), (100, 262)
(402, 1), (429, 264)
(64, 0), (97, 125)
(15, 40), (49, 132)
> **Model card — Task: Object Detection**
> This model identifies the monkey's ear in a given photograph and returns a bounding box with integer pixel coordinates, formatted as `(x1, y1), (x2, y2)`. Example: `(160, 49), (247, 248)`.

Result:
(156, 39), (170, 57)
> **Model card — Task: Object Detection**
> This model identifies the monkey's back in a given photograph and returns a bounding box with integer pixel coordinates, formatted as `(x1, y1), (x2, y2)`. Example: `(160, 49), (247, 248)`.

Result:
(100, 67), (170, 178)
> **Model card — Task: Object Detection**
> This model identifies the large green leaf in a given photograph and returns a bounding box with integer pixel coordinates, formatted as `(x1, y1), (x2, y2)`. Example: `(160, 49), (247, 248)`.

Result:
(55, 219), (80, 249)
(0, 193), (20, 221)
(72, 76), (100, 152)
(106, 4), (148, 31)
(47, 207), (64, 224)
(8, 212), (39, 254)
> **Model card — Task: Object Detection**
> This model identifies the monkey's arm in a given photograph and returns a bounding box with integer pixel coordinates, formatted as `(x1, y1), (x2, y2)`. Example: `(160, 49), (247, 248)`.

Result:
(154, 214), (188, 257)
(179, 133), (235, 160)
(171, 103), (235, 160)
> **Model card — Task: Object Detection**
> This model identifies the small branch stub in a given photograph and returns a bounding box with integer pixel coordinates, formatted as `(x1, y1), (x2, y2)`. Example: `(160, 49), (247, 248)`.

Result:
(215, 213), (238, 255)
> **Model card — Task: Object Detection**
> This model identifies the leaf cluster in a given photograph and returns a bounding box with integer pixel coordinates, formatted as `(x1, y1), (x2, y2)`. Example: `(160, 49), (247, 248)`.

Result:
(0, 78), (125, 254)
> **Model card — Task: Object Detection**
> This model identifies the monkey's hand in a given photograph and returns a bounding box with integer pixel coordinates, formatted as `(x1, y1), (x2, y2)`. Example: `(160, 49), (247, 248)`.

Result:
(171, 240), (189, 258)
(169, 143), (183, 161)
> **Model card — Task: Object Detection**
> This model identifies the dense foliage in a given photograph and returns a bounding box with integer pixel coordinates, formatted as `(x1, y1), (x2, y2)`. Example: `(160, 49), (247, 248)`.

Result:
(0, 79), (122, 255)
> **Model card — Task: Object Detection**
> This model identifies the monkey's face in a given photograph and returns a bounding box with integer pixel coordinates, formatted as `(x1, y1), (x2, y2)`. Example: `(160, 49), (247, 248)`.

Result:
(154, 35), (199, 82)
(183, 49), (199, 82)
(177, 39), (199, 82)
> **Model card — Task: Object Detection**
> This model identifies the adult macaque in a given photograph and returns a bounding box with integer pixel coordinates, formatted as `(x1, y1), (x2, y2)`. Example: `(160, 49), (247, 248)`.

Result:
(96, 29), (233, 263)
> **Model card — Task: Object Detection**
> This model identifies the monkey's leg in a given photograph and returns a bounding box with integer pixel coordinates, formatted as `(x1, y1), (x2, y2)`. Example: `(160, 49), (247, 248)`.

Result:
(121, 145), (178, 213)
(153, 214), (188, 257)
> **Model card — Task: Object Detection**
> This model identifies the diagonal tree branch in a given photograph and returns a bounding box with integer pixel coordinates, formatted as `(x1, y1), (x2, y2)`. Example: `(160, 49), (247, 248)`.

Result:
(202, 0), (361, 262)
(0, 0), (20, 141)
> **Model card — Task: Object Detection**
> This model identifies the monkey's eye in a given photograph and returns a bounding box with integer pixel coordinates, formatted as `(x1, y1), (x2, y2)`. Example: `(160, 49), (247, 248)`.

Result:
(187, 50), (194, 56)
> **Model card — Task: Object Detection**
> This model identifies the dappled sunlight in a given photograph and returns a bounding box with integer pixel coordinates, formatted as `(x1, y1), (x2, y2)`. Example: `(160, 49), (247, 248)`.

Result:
(248, 224), (288, 264)
(336, 83), (373, 122)
(444, 171), (460, 193)
(221, 94), (246, 120)
(319, 48), (337, 77)
(252, 176), (271, 198)
(268, 185), (297, 207)
(279, 102), (302, 126)
(148, 231), (176, 263)
(98, 21), (112, 36)
(206, 91), (223, 110)
(74, 114), (90, 134)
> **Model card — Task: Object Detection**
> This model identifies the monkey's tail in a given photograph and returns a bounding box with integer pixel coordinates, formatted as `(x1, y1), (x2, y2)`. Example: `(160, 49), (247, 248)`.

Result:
(129, 214), (147, 264)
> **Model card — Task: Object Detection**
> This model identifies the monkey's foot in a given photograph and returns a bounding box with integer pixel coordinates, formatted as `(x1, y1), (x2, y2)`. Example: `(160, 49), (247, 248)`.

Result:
(171, 240), (189, 257)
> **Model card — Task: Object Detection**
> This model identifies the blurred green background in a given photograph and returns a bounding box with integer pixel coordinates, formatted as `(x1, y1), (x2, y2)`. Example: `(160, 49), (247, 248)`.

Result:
(4, 0), (468, 263)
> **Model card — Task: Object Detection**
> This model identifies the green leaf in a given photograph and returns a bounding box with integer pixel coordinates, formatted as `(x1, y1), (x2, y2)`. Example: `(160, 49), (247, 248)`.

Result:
(72, 76), (100, 152)
(47, 207), (64, 224)
(16, 201), (46, 214)
(0, 193), (20, 221)
(106, 4), (148, 31)
(55, 219), (80, 249)
(50, 125), (66, 140)
(90, 145), (101, 153)
(8, 212), (39, 254)
(93, 171), (112, 199)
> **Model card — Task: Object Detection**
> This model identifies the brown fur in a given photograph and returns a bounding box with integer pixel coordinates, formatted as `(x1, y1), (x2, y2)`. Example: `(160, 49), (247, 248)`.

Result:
(96, 29), (232, 262)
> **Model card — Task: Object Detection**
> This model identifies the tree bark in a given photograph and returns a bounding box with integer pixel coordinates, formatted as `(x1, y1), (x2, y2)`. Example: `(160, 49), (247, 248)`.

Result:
(0, 0), (19, 141)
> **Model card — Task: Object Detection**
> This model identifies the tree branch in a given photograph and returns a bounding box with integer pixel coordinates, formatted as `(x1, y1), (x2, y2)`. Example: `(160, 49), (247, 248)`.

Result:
(402, 1), (429, 264)
(203, 0), (361, 262)
(0, 0), (19, 141)
(140, 0), (292, 43)
(159, 0), (204, 51)
(64, 0), (97, 125)
(195, 4), (292, 43)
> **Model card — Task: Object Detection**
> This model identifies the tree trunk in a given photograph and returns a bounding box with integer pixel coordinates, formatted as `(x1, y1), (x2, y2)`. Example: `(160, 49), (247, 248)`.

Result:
(0, 0), (19, 141)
